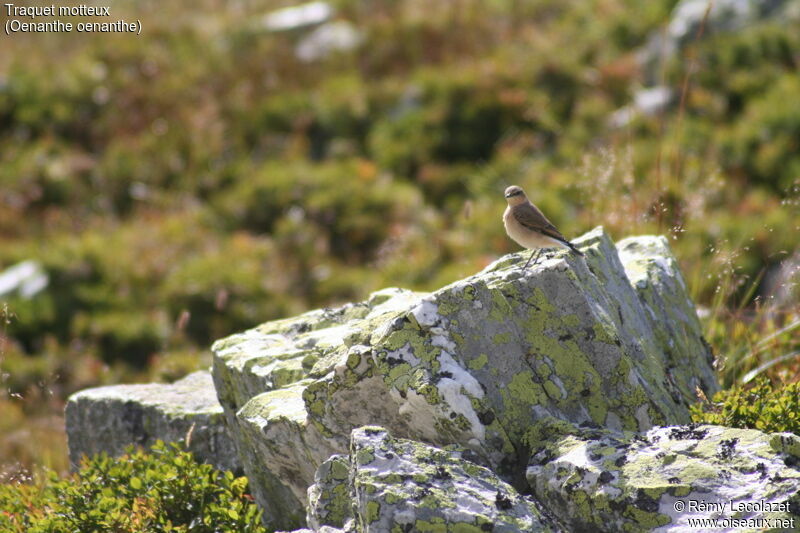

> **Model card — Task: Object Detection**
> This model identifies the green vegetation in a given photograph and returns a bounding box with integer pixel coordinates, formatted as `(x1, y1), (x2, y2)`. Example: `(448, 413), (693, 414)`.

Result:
(0, 441), (265, 533)
(691, 377), (800, 435)
(0, 0), (798, 489)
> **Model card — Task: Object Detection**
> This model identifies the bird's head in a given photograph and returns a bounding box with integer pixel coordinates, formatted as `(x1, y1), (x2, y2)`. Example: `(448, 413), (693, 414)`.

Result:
(504, 185), (526, 206)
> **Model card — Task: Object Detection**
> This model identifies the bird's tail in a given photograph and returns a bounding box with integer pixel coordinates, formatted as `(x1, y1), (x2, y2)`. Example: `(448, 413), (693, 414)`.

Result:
(564, 240), (584, 257)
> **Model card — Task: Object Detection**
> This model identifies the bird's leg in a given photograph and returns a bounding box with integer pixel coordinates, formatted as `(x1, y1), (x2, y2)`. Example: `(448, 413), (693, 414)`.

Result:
(523, 248), (541, 269)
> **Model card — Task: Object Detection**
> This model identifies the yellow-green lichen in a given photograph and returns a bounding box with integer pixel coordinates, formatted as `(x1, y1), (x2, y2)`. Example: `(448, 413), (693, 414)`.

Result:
(489, 290), (514, 322)
(493, 332), (511, 344)
(415, 518), (447, 533)
(507, 371), (542, 405)
(543, 379), (563, 401)
(384, 473), (403, 484)
(384, 492), (402, 505)
(355, 448), (375, 466)
(365, 501), (380, 523)
(451, 522), (487, 533)
(623, 506), (671, 529)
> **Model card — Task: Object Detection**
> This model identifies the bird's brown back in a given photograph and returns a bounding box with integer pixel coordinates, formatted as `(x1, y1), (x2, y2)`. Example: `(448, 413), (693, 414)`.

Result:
(512, 202), (568, 243)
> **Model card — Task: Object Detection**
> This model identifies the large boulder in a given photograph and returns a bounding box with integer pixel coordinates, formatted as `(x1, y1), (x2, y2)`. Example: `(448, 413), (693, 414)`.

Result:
(210, 227), (719, 529)
(65, 371), (239, 473)
(526, 420), (800, 532)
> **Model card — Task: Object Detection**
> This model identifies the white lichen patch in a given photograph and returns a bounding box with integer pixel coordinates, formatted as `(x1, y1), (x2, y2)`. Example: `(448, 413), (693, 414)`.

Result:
(382, 342), (421, 367)
(213, 332), (296, 370)
(433, 374), (485, 441)
(430, 328), (457, 351)
(410, 299), (440, 327)
(366, 288), (426, 317)
(300, 323), (364, 350)
(238, 383), (310, 423)
(436, 351), (484, 400)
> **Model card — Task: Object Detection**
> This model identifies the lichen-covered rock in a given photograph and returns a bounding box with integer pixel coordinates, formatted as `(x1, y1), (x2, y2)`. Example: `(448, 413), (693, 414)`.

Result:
(212, 288), (425, 529)
(65, 371), (239, 472)
(233, 381), (339, 528)
(308, 426), (554, 532)
(211, 227), (718, 529)
(617, 235), (718, 407)
(211, 287), (423, 423)
(307, 454), (352, 530)
(526, 421), (800, 532)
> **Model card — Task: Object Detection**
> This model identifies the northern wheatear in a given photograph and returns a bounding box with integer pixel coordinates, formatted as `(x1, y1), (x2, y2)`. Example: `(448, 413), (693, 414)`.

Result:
(503, 185), (584, 268)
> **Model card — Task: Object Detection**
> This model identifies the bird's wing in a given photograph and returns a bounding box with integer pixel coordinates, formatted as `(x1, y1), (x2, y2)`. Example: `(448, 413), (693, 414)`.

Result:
(513, 203), (569, 243)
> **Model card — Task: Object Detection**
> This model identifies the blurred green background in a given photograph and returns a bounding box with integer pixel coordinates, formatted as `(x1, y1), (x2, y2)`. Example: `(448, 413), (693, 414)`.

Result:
(1, 0), (798, 480)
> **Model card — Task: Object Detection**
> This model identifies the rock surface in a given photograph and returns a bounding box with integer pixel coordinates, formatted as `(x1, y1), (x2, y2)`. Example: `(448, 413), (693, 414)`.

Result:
(616, 235), (718, 407)
(307, 454), (352, 530)
(211, 227), (719, 529)
(65, 371), (239, 473)
(211, 287), (425, 528)
(62, 227), (800, 533)
(308, 426), (553, 532)
(526, 421), (800, 533)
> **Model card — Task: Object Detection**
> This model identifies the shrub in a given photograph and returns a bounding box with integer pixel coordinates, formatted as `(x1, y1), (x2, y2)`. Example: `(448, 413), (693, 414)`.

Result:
(720, 75), (800, 192)
(367, 73), (535, 180)
(72, 310), (164, 367)
(161, 235), (288, 345)
(0, 441), (266, 533)
(690, 377), (800, 435)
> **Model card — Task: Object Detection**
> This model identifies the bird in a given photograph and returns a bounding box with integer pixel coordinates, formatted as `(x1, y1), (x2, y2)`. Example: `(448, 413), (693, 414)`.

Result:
(503, 185), (584, 268)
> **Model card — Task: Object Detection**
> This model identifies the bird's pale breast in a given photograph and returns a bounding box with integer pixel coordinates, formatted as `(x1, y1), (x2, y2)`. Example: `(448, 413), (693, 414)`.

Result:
(503, 206), (566, 250)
